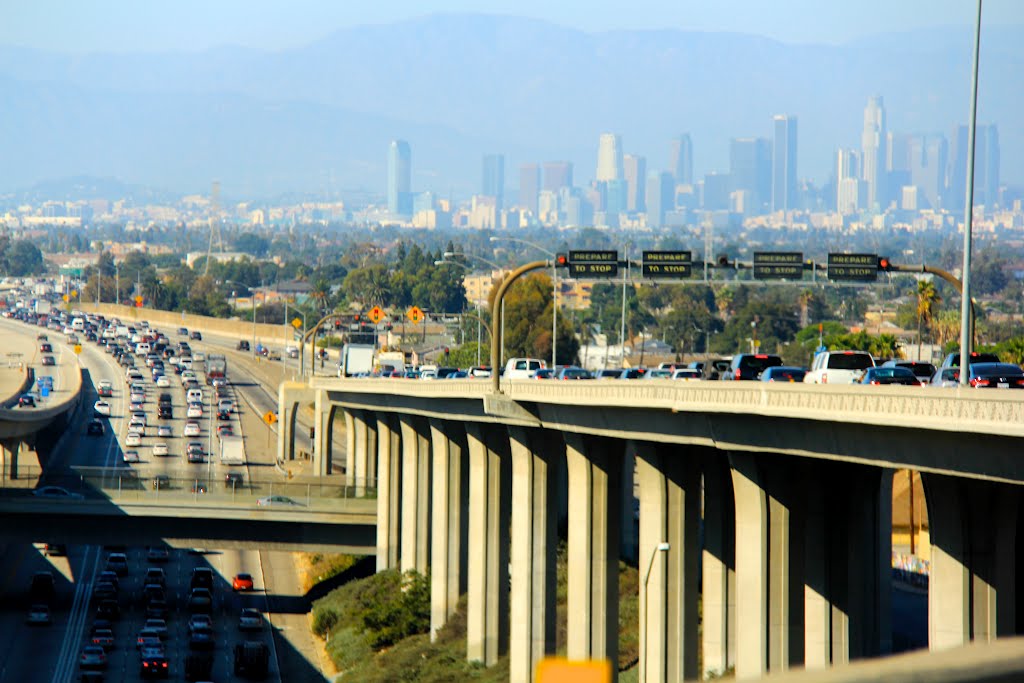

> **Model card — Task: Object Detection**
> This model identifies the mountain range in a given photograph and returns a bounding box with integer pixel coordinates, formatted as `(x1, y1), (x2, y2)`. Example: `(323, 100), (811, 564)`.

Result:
(1, 14), (1021, 201)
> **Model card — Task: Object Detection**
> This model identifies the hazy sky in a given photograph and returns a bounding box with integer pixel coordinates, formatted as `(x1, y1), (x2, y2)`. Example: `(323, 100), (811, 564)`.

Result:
(4, 0), (1021, 53)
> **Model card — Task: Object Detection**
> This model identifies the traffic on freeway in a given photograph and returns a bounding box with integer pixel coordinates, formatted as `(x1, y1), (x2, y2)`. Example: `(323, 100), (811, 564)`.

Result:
(0, 306), (330, 682)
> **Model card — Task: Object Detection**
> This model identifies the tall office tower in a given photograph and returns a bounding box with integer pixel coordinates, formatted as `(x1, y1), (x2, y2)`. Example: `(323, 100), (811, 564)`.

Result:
(729, 137), (772, 214)
(670, 134), (693, 185)
(645, 171), (674, 227)
(836, 148), (864, 213)
(596, 133), (623, 182)
(702, 172), (732, 211)
(771, 115), (798, 212)
(519, 164), (540, 215)
(387, 140), (412, 216)
(909, 134), (948, 210)
(623, 154), (647, 212)
(543, 161), (573, 193)
(950, 124), (1001, 210)
(861, 96), (886, 210)
(481, 154), (505, 210)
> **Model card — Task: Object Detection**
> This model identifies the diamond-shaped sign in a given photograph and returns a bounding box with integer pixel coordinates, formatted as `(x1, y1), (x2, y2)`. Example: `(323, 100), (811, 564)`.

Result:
(407, 306), (423, 324)
(369, 306), (384, 324)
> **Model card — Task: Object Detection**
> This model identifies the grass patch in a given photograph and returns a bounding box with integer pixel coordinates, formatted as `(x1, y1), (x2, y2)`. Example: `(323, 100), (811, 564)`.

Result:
(298, 552), (361, 593)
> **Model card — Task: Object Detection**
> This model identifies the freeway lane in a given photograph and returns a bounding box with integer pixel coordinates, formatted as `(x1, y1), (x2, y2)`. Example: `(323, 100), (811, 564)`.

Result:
(0, 315), (329, 683)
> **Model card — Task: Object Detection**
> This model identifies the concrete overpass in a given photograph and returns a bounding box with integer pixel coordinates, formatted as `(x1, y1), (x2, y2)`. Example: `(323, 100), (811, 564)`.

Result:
(283, 376), (1024, 682)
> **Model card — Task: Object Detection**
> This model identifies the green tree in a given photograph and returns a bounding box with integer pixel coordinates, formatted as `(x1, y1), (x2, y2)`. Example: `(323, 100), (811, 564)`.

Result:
(3, 240), (44, 276)
(916, 280), (941, 359)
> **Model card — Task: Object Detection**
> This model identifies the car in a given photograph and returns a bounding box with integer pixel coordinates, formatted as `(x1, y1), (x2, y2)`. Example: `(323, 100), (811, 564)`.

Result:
(929, 367), (961, 388)
(90, 628), (115, 650)
(146, 546), (170, 562)
(233, 573), (255, 591)
(184, 421), (201, 437)
(670, 368), (703, 380)
(504, 357), (546, 379)
(555, 366), (594, 380)
(79, 645), (108, 670)
(91, 580), (117, 602)
(191, 482), (208, 493)
(145, 600), (169, 621)
(87, 419), (105, 436)
(18, 394), (36, 407)
(189, 624), (216, 650)
(804, 350), (876, 384)
(106, 552), (129, 576)
(187, 388), (204, 403)
(125, 432), (142, 447)
(186, 404), (203, 419)
(237, 340), (250, 351)
(152, 442), (169, 457)
(191, 331), (202, 340)
(940, 351), (1001, 369)
(760, 366), (808, 383)
(225, 471), (244, 488)
(531, 368), (555, 379)
(188, 587), (213, 613)
(97, 381), (113, 397)
(41, 354), (55, 366)
(156, 424), (172, 438)
(257, 495), (302, 507)
(123, 449), (141, 463)
(33, 485), (83, 500)
(721, 353), (783, 381)
(238, 607), (263, 631)
(859, 366), (922, 386)
(881, 360), (937, 384)
(155, 374), (171, 387)
(968, 362), (1024, 388)
(152, 475), (170, 490)
(188, 450), (204, 464)
(96, 599), (119, 620)
(217, 424), (234, 438)
(129, 400), (145, 412)
(26, 603), (51, 626)
(92, 400), (111, 416)
(217, 408), (231, 421)
(140, 652), (169, 679)
(643, 368), (673, 379)
(157, 404), (173, 419)
(143, 618), (168, 638)
(178, 327), (189, 336)
(97, 570), (119, 588)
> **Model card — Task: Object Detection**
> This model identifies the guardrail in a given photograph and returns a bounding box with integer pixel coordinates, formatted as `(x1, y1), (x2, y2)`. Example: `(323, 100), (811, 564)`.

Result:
(0, 465), (377, 511)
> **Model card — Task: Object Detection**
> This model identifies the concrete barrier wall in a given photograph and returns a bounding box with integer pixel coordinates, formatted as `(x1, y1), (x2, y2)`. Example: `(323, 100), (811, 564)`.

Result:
(78, 303), (292, 345)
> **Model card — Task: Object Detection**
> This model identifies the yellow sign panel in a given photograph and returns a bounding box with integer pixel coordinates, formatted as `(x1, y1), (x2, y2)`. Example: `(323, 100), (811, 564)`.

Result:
(71, 290), (78, 298)
(407, 306), (424, 324)
(263, 411), (278, 425)
(369, 306), (384, 324)
(135, 296), (143, 304)
(291, 318), (303, 329)
(536, 658), (611, 683)
(62, 294), (69, 302)
(73, 344), (82, 355)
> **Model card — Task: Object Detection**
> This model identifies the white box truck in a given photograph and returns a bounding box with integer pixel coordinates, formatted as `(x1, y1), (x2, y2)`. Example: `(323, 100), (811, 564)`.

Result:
(219, 435), (246, 466)
(340, 343), (375, 377)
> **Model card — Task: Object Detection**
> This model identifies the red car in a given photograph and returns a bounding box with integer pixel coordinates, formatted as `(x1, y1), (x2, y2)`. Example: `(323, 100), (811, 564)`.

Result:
(232, 573), (254, 591)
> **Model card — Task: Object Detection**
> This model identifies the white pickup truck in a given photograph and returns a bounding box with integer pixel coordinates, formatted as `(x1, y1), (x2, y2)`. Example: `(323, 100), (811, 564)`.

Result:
(504, 358), (546, 379)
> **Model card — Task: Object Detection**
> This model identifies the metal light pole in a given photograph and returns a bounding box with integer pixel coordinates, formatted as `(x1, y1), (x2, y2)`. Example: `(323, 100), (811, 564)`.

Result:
(490, 236), (558, 368)
(959, 0), (984, 385)
(640, 541), (670, 682)
(436, 254), (506, 368)
(115, 262), (120, 307)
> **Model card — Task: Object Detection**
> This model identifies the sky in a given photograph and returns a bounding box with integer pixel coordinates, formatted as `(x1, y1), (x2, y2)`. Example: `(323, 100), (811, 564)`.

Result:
(3, 0), (1021, 53)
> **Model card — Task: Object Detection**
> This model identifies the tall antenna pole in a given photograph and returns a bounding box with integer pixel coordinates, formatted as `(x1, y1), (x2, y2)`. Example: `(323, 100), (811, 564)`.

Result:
(958, 0), (983, 384)
(205, 180), (222, 276)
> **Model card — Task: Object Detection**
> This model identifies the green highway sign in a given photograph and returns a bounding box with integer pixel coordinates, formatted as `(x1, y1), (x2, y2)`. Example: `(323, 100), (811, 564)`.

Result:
(753, 251), (804, 280)
(642, 251), (692, 278)
(827, 253), (878, 282)
(568, 250), (619, 278)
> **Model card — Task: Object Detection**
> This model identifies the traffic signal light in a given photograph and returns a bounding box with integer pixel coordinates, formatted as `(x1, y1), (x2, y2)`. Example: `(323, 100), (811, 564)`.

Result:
(555, 253), (569, 268)
(334, 319), (341, 330)
(716, 254), (732, 268)
(354, 313), (361, 322)
(877, 257), (892, 272)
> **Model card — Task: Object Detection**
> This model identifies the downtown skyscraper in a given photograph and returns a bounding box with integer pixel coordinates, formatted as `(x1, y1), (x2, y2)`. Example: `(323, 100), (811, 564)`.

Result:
(670, 134), (693, 186)
(772, 115), (798, 212)
(596, 133), (624, 182)
(387, 139), (412, 216)
(481, 154), (505, 210)
(861, 96), (886, 211)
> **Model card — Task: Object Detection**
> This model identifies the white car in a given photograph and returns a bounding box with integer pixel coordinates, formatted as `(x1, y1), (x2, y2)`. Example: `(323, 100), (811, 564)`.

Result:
(98, 380), (114, 393)
(186, 388), (203, 403)
(181, 371), (197, 385)
(157, 424), (172, 438)
(123, 450), (141, 463)
(183, 421), (201, 437)
(155, 375), (171, 388)
(186, 404), (203, 419)
(93, 400), (111, 416)
(152, 442), (169, 457)
(130, 391), (145, 404)
(131, 411), (147, 426)
(125, 432), (142, 447)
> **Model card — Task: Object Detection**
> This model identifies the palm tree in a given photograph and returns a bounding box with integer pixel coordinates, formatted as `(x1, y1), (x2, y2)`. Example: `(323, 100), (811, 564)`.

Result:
(798, 289), (814, 328)
(916, 280), (941, 360)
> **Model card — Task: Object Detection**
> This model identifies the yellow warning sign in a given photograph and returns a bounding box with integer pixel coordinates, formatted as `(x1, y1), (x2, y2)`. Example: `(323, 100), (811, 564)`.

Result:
(369, 306), (384, 324)
(407, 306), (424, 324)
(73, 345), (82, 355)
(263, 411), (278, 425)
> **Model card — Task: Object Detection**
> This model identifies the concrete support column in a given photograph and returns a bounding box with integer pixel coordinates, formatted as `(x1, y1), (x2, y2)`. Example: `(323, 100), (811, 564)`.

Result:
(342, 408), (355, 481)
(803, 478), (830, 671)
(633, 441), (700, 683)
(375, 414), (401, 572)
(565, 433), (621, 678)
(310, 391), (333, 475)
(702, 456), (736, 678)
(923, 474), (1020, 649)
(3, 440), (20, 481)
(729, 453), (805, 679)
(351, 411), (376, 496)
(508, 427), (559, 683)
(278, 402), (295, 464)
(430, 419), (467, 642)
(465, 423), (511, 666)
(399, 415), (431, 575)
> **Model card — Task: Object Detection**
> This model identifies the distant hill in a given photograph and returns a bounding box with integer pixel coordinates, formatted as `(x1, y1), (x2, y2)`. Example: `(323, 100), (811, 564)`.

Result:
(0, 14), (1020, 199)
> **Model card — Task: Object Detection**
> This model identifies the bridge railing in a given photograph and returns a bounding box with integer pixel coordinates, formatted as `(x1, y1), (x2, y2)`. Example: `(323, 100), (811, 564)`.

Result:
(0, 464), (377, 511)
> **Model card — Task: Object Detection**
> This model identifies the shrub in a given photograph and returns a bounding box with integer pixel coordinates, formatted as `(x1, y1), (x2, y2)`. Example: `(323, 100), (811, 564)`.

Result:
(312, 605), (338, 637)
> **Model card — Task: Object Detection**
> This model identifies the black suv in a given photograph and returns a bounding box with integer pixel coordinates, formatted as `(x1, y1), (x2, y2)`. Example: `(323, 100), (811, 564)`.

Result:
(721, 354), (783, 381)
(940, 351), (1000, 368)
(236, 340), (250, 351)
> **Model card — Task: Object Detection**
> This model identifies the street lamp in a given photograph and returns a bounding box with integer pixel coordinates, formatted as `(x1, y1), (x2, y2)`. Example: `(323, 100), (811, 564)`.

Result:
(490, 236), (558, 369)
(959, 0), (983, 385)
(436, 254), (505, 368)
(640, 541), (671, 682)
